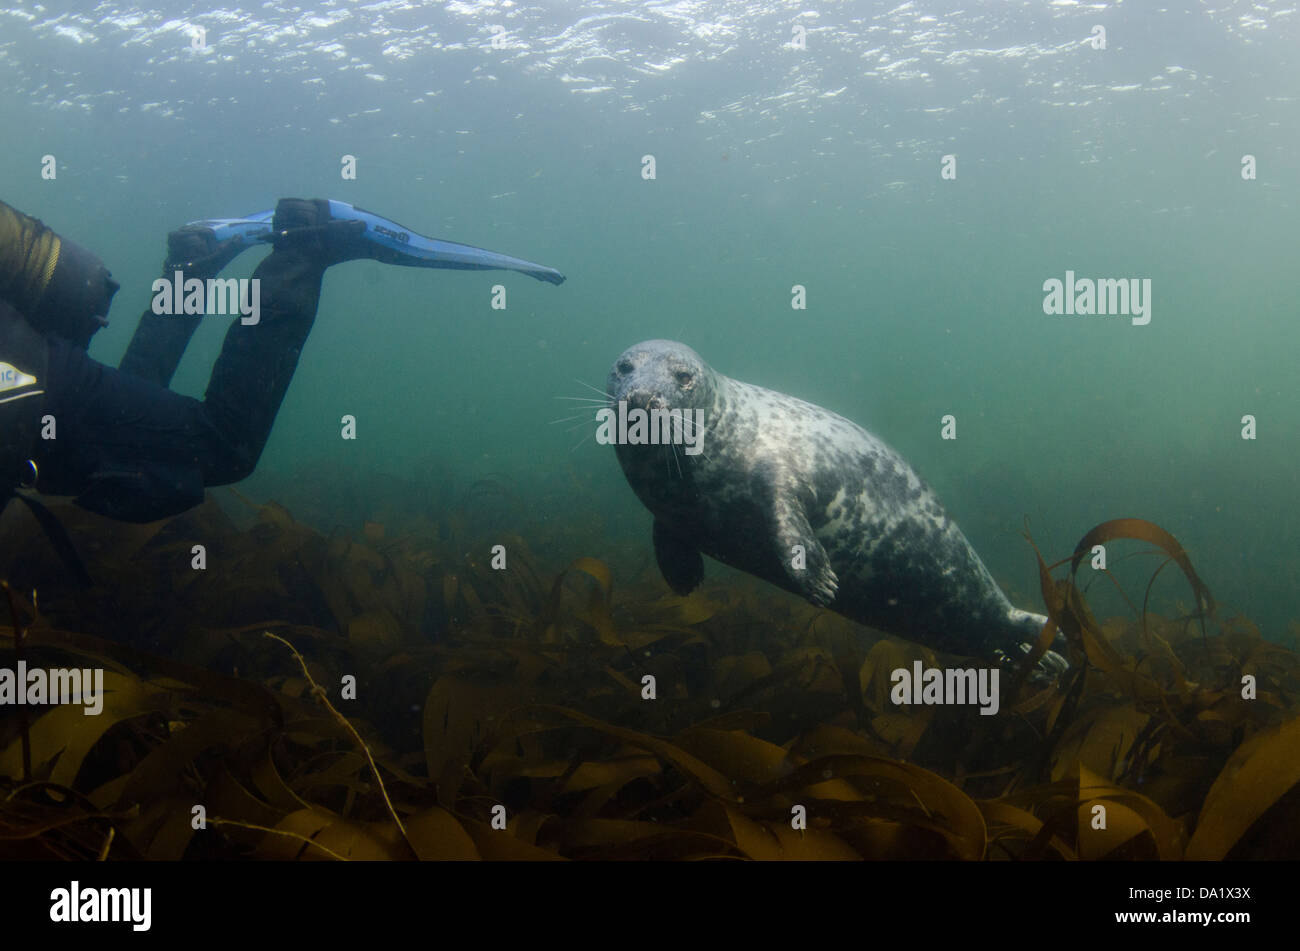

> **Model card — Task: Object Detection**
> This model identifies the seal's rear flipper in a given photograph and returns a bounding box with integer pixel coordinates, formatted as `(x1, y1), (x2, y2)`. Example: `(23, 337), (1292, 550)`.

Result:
(994, 643), (1071, 686)
(994, 609), (1071, 684)
(654, 519), (704, 595)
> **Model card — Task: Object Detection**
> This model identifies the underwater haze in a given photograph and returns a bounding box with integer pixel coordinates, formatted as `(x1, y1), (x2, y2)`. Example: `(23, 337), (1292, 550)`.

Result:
(3, 0), (1299, 631)
(4, 0), (1296, 633)
(1, 0), (1299, 870)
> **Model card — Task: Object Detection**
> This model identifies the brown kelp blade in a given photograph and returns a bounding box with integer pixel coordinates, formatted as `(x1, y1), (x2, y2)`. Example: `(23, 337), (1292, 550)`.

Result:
(7, 474), (1298, 861)
(1186, 714), (1300, 860)
(1068, 518), (1215, 620)
(1015, 518), (1216, 704)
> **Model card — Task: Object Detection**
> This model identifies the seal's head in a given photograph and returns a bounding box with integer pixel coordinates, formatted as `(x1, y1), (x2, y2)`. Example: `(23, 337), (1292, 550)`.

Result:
(606, 339), (719, 414)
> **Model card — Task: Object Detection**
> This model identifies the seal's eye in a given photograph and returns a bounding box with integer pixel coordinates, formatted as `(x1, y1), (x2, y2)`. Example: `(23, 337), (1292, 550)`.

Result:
(675, 371), (694, 387)
(618, 360), (634, 375)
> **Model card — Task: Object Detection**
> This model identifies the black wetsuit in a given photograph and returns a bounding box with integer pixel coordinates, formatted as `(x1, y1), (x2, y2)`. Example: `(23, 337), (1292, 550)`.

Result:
(1, 200), (327, 524)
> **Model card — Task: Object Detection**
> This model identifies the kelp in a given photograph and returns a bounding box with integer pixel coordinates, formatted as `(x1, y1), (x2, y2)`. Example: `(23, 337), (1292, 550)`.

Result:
(1, 488), (1298, 860)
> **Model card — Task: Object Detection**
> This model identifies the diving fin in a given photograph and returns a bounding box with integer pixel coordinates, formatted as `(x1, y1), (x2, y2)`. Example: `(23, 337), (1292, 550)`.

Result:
(177, 200), (566, 284)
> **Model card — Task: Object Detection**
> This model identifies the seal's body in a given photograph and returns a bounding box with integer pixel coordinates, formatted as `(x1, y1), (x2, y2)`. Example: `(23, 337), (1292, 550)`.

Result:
(606, 339), (1066, 672)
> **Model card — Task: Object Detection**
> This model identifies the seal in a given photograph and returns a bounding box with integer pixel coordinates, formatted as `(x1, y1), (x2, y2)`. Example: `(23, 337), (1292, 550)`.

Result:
(605, 339), (1067, 676)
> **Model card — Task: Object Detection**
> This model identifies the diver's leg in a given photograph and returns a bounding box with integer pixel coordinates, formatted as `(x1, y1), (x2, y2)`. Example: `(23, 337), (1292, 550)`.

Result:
(32, 201), (339, 519)
(197, 199), (344, 485)
(35, 334), (220, 521)
(32, 199), (408, 521)
(118, 228), (245, 387)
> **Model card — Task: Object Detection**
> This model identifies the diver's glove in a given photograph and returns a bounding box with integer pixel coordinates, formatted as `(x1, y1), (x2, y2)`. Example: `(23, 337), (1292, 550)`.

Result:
(179, 198), (566, 284)
(0, 200), (119, 348)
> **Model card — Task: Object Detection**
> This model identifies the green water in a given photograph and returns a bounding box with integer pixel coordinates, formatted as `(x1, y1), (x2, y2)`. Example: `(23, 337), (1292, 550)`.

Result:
(2, 0), (1296, 636)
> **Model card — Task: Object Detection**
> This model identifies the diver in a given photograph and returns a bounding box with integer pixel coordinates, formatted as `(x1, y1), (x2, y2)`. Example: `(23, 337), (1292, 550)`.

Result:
(0, 198), (563, 567)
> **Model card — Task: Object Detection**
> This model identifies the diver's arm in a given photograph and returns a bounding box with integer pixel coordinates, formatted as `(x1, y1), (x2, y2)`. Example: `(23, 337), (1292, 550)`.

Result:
(0, 299), (48, 492)
(1, 199), (117, 496)
(0, 200), (119, 348)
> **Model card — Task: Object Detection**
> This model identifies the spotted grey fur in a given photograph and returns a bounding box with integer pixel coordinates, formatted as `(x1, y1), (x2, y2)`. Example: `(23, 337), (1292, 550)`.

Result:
(607, 339), (1067, 675)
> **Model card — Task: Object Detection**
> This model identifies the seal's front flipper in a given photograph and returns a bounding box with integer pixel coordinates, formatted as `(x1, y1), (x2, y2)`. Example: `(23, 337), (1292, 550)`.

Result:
(773, 502), (838, 607)
(654, 519), (704, 595)
(750, 460), (838, 606)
